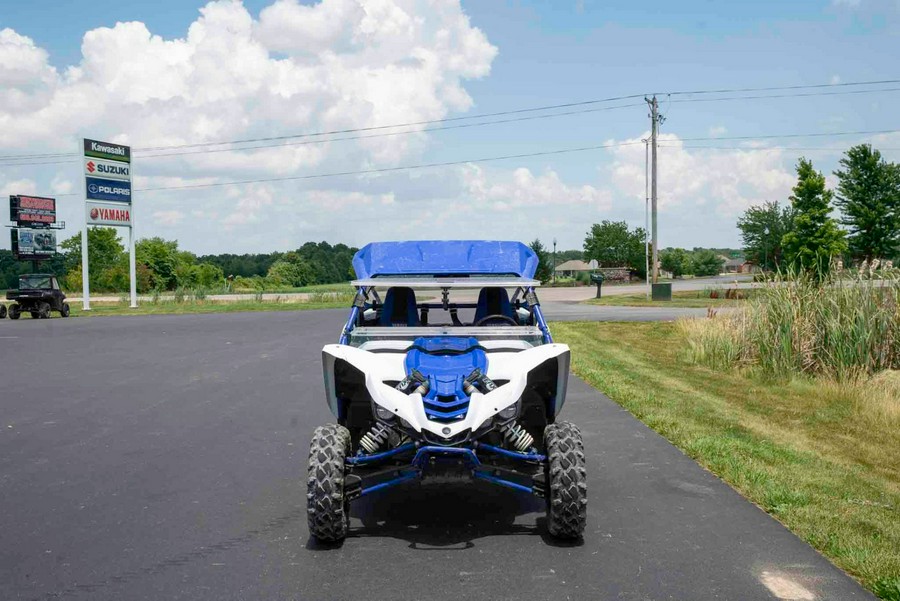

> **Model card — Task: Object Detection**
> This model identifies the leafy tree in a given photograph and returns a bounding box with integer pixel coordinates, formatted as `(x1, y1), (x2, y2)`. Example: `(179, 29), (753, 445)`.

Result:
(833, 144), (900, 263)
(691, 249), (724, 277)
(737, 201), (794, 271)
(660, 248), (691, 278)
(782, 158), (847, 274)
(136, 237), (180, 290)
(267, 255), (314, 287)
(60, 228), (126, 290)
(555, 249), (584, 263)
(529, 239), (553, 283)
(193, 263), (224, 288)
(583, 220), (647, 276)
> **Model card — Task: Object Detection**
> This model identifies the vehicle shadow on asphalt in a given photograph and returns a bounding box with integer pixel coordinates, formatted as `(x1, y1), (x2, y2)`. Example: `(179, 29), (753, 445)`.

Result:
(307, 480), (584, 550)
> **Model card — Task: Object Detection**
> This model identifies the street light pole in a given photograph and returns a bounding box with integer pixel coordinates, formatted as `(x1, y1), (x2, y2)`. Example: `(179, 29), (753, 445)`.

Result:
(553, 238), (557, 285)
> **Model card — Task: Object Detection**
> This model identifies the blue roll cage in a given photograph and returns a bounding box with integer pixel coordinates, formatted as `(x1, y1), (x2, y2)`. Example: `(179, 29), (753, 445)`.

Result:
(337, 241), (552, 499)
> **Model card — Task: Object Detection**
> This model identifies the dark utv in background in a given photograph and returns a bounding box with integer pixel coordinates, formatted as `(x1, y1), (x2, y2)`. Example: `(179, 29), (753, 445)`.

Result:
(5, 274), (70, 319)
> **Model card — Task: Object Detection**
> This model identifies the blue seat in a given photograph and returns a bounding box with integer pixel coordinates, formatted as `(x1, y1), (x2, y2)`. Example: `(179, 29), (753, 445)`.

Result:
(473, 288), (515, 324)
(380, 287), (420, 326)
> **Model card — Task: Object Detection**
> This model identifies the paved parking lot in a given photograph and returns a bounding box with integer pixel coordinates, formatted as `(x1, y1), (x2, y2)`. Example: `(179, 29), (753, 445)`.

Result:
(0, 311), (871, 600)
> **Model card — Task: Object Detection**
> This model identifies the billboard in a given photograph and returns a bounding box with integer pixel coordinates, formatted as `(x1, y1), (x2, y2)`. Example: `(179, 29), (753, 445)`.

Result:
(10, 195), (56, 225)
(86, 176), (132, 203)
(11, 228), (57, 260)
(86, 201), (132, 226)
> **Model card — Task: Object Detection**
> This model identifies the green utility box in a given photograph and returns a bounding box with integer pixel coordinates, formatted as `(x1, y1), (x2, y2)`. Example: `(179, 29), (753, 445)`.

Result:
(651, 282), (672, 301)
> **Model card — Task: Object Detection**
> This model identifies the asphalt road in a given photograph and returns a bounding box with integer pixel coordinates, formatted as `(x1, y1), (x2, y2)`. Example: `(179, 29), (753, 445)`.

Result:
(0, 312), (872, 601)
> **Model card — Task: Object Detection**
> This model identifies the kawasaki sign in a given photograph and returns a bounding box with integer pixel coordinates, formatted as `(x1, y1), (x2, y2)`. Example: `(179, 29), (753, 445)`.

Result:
(83, 139), (131, 163)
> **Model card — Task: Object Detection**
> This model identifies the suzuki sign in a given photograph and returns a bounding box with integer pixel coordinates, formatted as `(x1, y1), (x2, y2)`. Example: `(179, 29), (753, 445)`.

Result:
(84, 158), (130, 181)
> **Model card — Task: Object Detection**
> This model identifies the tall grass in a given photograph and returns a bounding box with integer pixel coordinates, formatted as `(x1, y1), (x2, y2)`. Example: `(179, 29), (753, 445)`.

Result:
(680, 269), (900, 382)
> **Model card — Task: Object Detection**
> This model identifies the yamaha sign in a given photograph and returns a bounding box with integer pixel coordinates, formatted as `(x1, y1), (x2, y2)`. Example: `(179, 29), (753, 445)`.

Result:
(86, 201), (132, 226)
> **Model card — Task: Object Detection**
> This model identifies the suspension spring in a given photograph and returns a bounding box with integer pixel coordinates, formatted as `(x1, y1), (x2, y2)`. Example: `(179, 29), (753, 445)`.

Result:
(359, 422), (394, 454)
(500, 422), (534, 452)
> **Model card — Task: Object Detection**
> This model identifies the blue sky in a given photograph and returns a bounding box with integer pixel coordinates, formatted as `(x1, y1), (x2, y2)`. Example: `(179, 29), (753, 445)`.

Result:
(1, 0), (898, 254)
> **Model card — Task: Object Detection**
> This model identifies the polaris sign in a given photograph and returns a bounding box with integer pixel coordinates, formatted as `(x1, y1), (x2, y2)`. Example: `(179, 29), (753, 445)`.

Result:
(86, 176), (131, 203)
(84, 158), (130, 181)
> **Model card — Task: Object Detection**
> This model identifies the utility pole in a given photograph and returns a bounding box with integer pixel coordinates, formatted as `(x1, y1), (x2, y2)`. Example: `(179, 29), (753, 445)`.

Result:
(642, 137), (650, 298)
(645, 96), (664, 284)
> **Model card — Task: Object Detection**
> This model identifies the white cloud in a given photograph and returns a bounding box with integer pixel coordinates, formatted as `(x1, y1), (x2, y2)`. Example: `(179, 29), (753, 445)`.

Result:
(0, 177), (37, 197)
(152, 210), (186, 226)
(0, 0), (497, 176)
(608, 133), (796, 217)
(831, 0), (860, 7)
(462, 164), (612, 212)
(708, 125), (727, 137)
(830, 74), (842, 84)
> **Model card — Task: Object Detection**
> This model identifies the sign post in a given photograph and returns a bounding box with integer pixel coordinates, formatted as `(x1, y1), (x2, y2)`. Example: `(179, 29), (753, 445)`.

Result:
(82, 138), (134, 309)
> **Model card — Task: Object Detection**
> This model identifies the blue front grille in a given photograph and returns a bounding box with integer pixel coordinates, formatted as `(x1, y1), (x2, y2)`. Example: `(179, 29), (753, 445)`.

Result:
(404, 337), (488, 424)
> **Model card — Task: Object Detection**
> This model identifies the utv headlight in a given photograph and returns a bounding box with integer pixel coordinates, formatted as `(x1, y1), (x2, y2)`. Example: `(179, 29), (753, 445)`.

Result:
(374, 405), (394, 421)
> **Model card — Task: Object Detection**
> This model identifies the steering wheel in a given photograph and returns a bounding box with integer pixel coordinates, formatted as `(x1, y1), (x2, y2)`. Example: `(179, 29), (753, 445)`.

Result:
(473, 314), (518, 326)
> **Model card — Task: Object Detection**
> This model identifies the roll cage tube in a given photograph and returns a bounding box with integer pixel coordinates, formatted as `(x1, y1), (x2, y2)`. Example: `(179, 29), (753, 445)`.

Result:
(339, 287), (368, 345)
(337, 285), (553, 345)
(526, 287), (553, 344)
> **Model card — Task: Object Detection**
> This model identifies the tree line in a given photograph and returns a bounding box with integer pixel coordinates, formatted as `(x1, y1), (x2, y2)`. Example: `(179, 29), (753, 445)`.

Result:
(738, 144), (900, 272)
(1, 231), (357, 292)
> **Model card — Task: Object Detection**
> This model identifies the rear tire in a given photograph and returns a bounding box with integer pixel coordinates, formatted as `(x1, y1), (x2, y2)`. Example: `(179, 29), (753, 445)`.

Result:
(0, 305), (6, 319)
(307, 424), (351, 542)
(544, 421), (587, 539)
(30, 312), (39, 319)
(60, 303), (70, 318)
(9, 304), (20, 320)
(39, 302), (51, 319)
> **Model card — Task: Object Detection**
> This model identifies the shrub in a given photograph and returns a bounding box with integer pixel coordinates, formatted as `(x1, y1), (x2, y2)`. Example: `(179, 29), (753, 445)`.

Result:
(680, 269), (900, 382)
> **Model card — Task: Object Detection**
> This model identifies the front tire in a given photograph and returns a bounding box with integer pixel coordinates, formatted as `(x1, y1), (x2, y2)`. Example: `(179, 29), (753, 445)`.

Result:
(39, 302), (51, 319)
(544, 421), (587, 539)
(9, 304), (20, 320)
(307, 424), (351, 542)
(60, 303), (70, 318)
(0, 305), (6, 319)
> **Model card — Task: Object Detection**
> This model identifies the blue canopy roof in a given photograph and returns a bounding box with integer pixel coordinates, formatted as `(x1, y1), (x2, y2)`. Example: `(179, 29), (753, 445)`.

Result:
(352, 240), (538, 279)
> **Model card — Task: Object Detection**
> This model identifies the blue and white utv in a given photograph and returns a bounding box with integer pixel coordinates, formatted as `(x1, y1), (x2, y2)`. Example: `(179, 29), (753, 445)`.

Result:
(307, 241), (586, 541)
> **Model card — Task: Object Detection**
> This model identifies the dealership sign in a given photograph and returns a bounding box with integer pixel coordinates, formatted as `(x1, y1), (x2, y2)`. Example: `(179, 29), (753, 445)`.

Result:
(86, 201), (132, 226)
(84, 139), (131, 163)
(86, 176), (131, 203)
(10, 194), (56, 225)
(11, 228), (57, 260)
(84, 158), (130, 181)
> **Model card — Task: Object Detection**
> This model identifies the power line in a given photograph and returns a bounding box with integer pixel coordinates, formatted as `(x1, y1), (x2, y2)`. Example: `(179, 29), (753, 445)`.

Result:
(1, 77), (898, 161)
(4, 85), (897, 167)
(134, 102), (646, 159)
